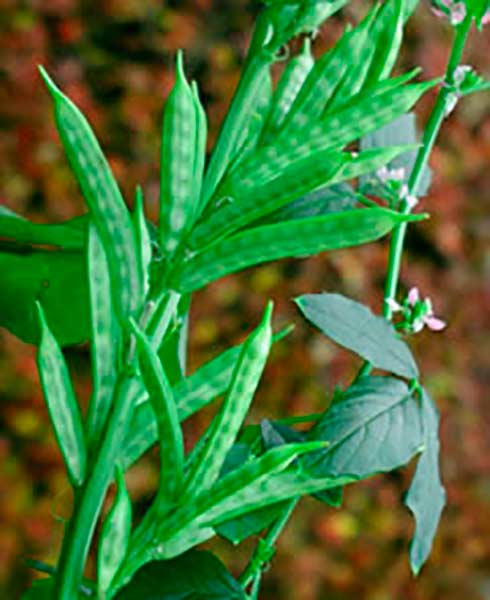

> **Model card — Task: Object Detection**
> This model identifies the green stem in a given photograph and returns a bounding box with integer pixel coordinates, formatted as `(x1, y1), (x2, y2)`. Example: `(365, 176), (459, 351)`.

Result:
(239, 498), (298, 590)
(382, 15), (472, 319)
(53, 376), (140, 599)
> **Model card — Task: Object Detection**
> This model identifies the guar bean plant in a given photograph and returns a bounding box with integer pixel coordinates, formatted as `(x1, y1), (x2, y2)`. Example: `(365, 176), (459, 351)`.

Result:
(1, 0), (489, 598)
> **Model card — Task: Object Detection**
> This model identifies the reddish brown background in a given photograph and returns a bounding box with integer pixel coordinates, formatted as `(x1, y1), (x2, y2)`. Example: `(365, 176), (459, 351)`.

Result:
(1, 1), (489, 598)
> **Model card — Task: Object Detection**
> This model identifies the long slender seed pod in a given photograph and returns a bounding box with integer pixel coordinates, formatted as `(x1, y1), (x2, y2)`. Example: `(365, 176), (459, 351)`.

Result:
(260, 38), (314, 144)
(129, 319), (185, 506)
(364, 0), (406, 86)
(36, 302), (86, 487)
(132, 186), (152, 298)
(191, 81), (208, 222)
(182, 303), (273, 500)
(119, 326), (293, 471)
(159, 51), (197, 257)
(85, 224), (120, 452)
(174, 209), (425, 293)
(97, 467), (132, 599)
(38, 67), (143, 319)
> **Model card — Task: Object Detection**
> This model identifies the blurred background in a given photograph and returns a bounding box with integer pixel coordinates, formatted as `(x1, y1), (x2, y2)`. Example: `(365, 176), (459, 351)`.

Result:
(1, 1), (489, 598)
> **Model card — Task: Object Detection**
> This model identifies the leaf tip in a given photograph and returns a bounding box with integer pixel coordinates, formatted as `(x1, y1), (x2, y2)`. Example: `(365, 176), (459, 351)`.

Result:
(38, 65), (61, 99)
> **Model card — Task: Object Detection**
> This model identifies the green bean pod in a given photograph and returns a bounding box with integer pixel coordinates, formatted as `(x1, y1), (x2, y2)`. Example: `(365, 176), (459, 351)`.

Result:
(159, 51), (197, 257)
(39, 67), (143, 319)
(182, 302), (273, 500)
(132, 186), (152, 298)
(84, 223), (120, 452)
(35, 302), (87, 487)
(364, 0), (405, 86)
(97, 467), (132, 598)
(191, 82), (208, 222)
(129, 318), (185, 505)
(326, 5), (381, 112)
(260, 38), (314, 145)
(174, 208), (425, 293)
(188, 150), (346, 250)
(119, 326), (292, 470)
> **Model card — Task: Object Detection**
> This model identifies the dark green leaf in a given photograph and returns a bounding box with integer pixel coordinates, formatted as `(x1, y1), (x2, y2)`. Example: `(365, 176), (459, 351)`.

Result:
(0, 212), (86, 250)
(0, 247), (89, 346)
(405, 388), (446, 575)
(305, 376), (424, 478)
(296, 293), (419, 378)
(21, 579), (53, 600)
(116, 550), (246, 599)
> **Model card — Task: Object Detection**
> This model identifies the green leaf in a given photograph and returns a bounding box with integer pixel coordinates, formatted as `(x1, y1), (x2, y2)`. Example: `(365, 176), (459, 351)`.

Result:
(84, 223), (120, 451)
(360, 113), (432, 196)
(296, 293), (419, 379)
(115, 550), (246, 599)
(129, 318), (185, 504)
(39, 67), (143, 318)
(98, 467), (132, 597)
(36, 302), (87, 487)
(175, 208), (424, 293)
(159, 51), (198, 257)
(305, 376), (424, 478)
(182, 303), (273, 500)
(21, 579), (53, 600)
(405, 388), (446, 575)
(0, 211), (86, 250)
(0, 246), (89, 346)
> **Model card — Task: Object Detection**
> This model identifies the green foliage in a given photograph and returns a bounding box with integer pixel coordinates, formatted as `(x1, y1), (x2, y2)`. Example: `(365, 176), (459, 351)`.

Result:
(296, 293), (419, 378)
(405, 388), (446, 575)
(115, 550), (246, 599)
(7, 0), (480, 596)
(0, 245), (89, 346)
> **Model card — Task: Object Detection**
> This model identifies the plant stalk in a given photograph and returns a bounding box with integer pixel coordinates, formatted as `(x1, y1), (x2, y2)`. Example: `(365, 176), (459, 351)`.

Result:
(382, 14), (472, 319)
(239, 498), (298, 590)
(53, 375), (140, 599)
